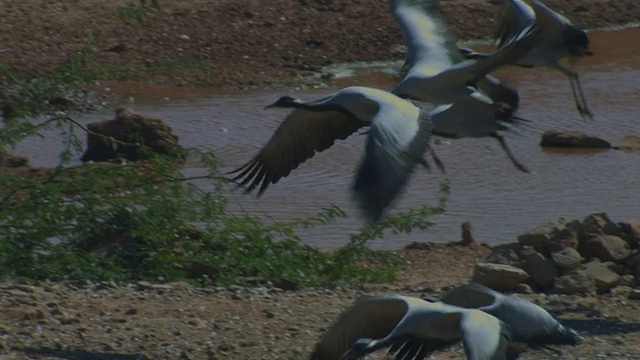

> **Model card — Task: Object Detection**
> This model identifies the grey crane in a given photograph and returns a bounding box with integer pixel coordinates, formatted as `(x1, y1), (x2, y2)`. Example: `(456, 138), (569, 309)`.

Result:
(470, 0), (594, 119)
(389, 0), (539, 105)
(396, 0), (522, 113)
(226, 86), (440, 223)
(390, 0), (536, 173)
(436, 282), (582, 345)
(308, 294), (512, 360)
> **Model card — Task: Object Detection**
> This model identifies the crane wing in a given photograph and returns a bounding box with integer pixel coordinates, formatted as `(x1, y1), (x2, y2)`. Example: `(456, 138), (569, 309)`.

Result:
(495, 0), (536, 48)
(227, 105), (374, 196)
(460, 310), (511, 360)
(392, 0), (464, 72)
(460, 19), (541, 83)
(352, 107), (433, 223)
(309, 296), (408, 360)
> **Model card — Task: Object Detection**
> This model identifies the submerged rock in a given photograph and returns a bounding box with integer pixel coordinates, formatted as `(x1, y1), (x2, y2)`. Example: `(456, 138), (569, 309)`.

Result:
(540, 129), (611, 148)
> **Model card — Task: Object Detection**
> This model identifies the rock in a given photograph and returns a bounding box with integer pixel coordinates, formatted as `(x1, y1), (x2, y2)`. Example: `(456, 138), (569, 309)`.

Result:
(81, 108), (183, 162)
(518, 245), (538, 259)
(551, 247), (582, 270)
(582, 213), (623, 237)
(540, 129), (611, 148)
(620, 275), (636, 287)
(524, 253), (558, 287)
(513, 283), (534, 294)
(602, 261), (624, 275)
(270, 277), (299, 291)
(626, 252), (640, 267)
(618, 219), (640, 249)
(460, 222), (475, 245)
(484, 248), (522, 268)
(630, 289), (640, 300)
(610, 286), (632, 298)
(405, 242), (433, 250)
(581, 261), (621, 292)
(555, 272), (596, 295)
(613, 135), (640, 150)
(0, 149), (28, 168)
(136, 281), (173, 291)
(548, 227), (579, 252)
(472, 263), (529, 291)
(518, 217), (568, 249)
(580, 235), (630, 262)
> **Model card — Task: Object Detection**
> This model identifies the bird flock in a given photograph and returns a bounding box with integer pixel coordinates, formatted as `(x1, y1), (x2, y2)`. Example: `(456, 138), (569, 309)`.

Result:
(228, 0), (593, 225)
(228, 0), (592, 359)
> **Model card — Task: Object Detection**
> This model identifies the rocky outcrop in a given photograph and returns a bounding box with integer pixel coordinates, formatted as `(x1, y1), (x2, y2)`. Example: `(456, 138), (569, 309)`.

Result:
(81, 108), (183, 162)
(482, 212), (640, 295)
(540, 129), (611, 148)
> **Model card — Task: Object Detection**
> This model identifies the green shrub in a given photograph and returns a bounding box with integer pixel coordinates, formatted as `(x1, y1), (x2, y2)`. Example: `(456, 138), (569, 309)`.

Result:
(0, 46), (448, 288)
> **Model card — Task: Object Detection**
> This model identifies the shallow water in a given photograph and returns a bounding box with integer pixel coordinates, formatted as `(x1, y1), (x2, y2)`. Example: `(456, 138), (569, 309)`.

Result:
(13, 27), (640, 249)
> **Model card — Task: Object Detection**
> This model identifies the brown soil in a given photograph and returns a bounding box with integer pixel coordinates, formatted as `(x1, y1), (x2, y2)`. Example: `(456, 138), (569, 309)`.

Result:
(2, 1), (640, 359)
(1, 0), (639, 89)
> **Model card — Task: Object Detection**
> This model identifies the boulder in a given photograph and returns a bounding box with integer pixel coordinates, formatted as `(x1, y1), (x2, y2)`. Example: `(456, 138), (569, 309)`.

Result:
(582, 213), (623, 237)
(580, 261), (621, 292)
(618, 219), (640, 249)
(518, 217), (568, 249)
(472, 263), (529, 291)
(540, 129), (611, 148)
(551, 247), (582, 270)
(81, 108), (183, 162)
(547, 227), (579, 252)
(555, 272), (596, 295)
(484, 248), (523, 268)
(524, 253), (558, 287)
(626, 252), (640, 267)
(580, 235), (630, 263)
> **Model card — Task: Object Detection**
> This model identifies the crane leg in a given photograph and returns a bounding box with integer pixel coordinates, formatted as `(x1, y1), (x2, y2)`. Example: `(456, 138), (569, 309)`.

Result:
(491, 133), (530, 173)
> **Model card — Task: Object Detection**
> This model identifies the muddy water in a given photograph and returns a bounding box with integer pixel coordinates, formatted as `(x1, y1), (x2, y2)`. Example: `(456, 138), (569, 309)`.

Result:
(14, 27), (640, 249)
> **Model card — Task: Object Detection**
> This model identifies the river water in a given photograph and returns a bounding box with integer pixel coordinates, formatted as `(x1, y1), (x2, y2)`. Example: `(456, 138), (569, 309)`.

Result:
(13, 26), (640, 249)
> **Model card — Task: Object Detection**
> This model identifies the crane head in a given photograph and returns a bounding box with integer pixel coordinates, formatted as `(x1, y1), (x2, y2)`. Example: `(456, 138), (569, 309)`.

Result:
(264, 95), (303, 109)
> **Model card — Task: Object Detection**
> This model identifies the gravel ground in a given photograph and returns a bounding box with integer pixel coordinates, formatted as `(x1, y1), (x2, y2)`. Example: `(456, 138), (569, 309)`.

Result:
(1, 245), (640, 359)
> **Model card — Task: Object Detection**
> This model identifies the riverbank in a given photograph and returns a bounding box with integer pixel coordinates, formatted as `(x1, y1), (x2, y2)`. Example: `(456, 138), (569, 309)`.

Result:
(1, 0), (639, 89)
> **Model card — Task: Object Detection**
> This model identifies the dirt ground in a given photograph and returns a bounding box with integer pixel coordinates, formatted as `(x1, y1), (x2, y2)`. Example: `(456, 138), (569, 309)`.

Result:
(1, 244), (640, 360)
(2, 0), (640, 359)
(1, 0), (640, 88)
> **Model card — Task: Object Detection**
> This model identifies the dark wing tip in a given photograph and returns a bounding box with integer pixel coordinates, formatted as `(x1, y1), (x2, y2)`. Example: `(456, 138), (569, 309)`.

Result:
(227, 159), (274, 196)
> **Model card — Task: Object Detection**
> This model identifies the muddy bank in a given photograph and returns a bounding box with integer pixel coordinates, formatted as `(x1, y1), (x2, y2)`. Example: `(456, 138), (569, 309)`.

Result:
(1, 0), (639, 88)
